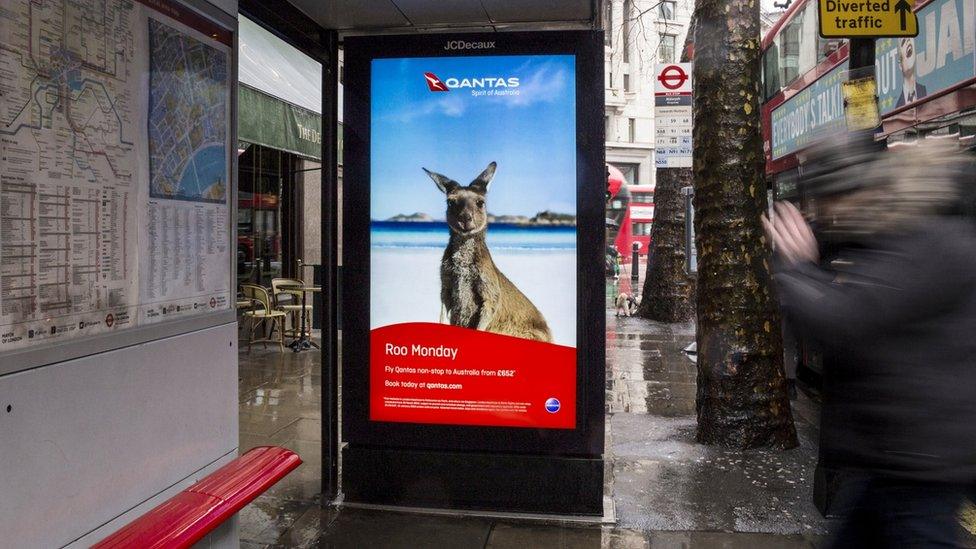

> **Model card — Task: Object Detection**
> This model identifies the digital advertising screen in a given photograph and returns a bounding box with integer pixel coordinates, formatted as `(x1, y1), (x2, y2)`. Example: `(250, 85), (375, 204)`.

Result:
(368, 54), (578, 429)
(342, 31), (604, 457)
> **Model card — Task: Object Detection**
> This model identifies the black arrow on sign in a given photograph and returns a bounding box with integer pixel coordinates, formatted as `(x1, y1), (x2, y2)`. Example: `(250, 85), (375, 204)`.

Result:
(894, 0), (912, 30)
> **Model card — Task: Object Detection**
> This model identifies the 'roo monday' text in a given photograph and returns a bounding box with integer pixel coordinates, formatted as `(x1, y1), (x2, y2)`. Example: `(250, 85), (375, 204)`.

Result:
(385, 343), (459, 361)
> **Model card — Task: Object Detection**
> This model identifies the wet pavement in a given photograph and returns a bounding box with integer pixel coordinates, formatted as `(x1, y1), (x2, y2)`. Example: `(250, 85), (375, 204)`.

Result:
(235, 278), (827, 548)
(605, 315), (825, 536)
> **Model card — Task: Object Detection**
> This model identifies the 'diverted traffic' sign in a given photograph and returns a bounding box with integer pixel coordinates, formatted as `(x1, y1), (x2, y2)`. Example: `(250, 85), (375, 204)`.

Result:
(819, 0), (918, 38)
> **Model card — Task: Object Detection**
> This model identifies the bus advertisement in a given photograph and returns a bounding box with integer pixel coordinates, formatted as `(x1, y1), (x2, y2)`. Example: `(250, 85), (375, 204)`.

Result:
(761, 0), (976, 181)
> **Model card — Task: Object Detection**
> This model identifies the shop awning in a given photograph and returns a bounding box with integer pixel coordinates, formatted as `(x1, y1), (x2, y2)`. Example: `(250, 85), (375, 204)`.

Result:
(238, 84), (324, 160)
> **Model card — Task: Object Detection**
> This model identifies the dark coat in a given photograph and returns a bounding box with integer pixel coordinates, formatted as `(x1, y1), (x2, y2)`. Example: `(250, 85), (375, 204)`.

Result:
(773, 217), (976, 483)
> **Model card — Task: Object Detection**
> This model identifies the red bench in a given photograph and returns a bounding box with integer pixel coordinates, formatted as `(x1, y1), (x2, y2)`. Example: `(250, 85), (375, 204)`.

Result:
(93, 446), (302, 549)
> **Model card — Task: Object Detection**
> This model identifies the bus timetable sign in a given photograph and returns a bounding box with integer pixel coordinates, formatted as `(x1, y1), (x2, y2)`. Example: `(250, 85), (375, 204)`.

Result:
(655, 63), (693, 169)
(819, 0), (918, 37)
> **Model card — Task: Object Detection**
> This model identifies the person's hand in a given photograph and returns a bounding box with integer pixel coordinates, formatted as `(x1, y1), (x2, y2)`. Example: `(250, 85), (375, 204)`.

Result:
(762, 201), (819, 267)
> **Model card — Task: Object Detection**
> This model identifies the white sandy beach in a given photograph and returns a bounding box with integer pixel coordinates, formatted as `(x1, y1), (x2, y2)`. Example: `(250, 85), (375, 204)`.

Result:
(370, 247), (577, 347)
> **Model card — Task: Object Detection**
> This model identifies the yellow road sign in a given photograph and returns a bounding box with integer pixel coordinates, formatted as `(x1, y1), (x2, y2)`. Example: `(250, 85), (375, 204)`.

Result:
(819, 0), (918, 38)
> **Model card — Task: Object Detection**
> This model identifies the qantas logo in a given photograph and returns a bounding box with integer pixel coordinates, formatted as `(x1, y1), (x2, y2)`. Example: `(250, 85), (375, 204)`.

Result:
(423, 72), (520, 92)
(424, 72), (450, 92)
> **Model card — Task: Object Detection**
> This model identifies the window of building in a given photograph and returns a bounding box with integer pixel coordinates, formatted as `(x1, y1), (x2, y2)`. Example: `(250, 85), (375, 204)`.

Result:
(604, 0), (613, 46)
(614, 163), (639, 185)
(628, 118), (636, 142)
(658, 34), (676, 63)
(632, 222), (653, 236)
(609, 71), (614, 88)
(623, 0), (632, 62)
(659, 0), (676, 20)
(623, 73), (631, 92)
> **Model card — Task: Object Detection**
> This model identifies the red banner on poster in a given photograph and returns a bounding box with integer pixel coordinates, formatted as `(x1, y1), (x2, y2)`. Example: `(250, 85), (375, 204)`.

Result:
(370, 323), (577, 429)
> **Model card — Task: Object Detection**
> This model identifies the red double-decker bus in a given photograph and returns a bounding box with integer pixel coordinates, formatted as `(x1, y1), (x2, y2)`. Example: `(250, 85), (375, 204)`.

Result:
(761, 0), (976, 204)
(606, 165), (654, 257)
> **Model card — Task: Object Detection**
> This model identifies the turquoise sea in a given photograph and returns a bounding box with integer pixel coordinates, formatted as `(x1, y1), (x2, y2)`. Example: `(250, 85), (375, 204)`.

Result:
(370, 221), (576, 250)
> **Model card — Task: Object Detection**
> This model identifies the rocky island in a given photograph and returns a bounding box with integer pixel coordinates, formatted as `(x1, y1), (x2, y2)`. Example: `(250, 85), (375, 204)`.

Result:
(385, 211), (575, 226)
(386, 212), (433, 222)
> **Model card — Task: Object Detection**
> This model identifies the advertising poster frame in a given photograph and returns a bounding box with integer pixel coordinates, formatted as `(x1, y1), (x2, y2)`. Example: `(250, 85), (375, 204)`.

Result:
(342, 31), (605, 514)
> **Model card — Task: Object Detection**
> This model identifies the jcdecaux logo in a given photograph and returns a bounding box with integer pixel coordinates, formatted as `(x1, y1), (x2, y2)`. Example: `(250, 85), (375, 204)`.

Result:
(424, 72), (520, 92)
(444, 40), (495, 51)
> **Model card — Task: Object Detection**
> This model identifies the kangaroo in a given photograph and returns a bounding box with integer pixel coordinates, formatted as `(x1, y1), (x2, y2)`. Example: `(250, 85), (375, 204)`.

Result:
(423, 162), (553, 343)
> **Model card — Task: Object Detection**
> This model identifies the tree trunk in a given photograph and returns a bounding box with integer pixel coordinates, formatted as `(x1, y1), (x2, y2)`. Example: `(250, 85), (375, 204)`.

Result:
(638, 167), (696, 321)
(691, 1), (797, 448)
(639, 17), (697, 323)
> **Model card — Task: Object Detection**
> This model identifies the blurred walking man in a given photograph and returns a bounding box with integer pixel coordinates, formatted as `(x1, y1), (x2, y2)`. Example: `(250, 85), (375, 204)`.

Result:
(763, 137), (976, 547)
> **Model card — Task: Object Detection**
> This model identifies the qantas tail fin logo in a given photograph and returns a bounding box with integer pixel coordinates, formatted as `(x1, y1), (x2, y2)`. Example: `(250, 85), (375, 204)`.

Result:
(424, 72), (450, 92)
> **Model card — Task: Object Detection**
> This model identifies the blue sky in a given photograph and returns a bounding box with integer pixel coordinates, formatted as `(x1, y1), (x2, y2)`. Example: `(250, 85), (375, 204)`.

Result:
(370, 55), (576, 220)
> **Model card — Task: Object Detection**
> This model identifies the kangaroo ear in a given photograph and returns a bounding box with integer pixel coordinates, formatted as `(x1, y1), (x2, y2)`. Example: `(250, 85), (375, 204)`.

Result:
(470, 162), (496, 194)
(423, 168), (459, 194)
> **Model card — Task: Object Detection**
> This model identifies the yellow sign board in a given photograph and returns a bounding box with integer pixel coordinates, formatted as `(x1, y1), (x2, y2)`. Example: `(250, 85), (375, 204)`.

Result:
(842, 76), (881, 131)
(819, 0), (918, 37)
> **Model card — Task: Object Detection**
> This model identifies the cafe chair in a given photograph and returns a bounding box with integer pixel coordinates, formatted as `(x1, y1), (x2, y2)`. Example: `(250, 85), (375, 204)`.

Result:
(240, 283), (287, 353)
(271, 277), (313, 339)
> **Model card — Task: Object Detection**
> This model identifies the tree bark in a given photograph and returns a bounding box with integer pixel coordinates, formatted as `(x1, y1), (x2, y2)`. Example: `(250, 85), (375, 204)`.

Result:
(638, 168), (696, 321)
(691, 1), (797, 448)
(639, 17), (698, 323)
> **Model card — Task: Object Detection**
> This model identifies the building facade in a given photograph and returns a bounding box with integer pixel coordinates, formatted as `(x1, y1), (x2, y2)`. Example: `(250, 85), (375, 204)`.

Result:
(603, 0), (693, 189)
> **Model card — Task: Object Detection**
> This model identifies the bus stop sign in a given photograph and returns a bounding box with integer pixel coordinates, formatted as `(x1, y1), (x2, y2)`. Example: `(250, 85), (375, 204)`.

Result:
(818, 0), (918, 38)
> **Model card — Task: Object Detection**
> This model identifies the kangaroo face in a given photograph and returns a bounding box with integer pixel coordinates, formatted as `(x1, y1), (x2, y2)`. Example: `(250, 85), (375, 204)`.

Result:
(446, 189), (487, 235)
(423, 162), (497, 236)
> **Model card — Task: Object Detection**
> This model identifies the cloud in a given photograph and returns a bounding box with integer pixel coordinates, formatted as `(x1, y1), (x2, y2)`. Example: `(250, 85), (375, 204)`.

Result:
(384, 94), (467, 123)
(492, 61), (571, 107)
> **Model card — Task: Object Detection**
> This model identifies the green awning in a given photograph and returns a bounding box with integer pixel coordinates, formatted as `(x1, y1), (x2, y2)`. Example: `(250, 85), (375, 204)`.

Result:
(238, 84), (322, 160)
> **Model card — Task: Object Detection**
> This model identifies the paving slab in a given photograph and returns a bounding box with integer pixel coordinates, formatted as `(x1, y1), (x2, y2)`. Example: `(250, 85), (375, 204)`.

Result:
(316, 508), (493, 549)
(486, 524), (648, 548)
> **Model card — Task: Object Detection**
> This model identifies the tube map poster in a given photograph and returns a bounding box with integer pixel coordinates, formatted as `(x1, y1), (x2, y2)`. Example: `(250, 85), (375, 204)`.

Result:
(0, 0), (232, 354)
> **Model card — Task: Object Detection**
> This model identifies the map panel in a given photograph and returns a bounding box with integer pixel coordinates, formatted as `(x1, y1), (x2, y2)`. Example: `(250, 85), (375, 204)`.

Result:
(148, 19), (228, 203)
(0, 0), (141, 348)
(0, 0), (232, 356)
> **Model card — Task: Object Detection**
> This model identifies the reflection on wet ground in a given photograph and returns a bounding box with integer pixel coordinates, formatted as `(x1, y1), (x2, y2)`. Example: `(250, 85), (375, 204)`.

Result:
(605, 313), (826, 537)
(237, 280), (829, 548)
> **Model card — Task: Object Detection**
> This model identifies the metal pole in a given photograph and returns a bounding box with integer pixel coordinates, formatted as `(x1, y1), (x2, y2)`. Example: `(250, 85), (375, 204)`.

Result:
(631, 241), (640, 284)
(848, 38), (875, 71)
(682, 186), (696, 274)
(320, 28), (341, 505)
